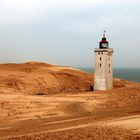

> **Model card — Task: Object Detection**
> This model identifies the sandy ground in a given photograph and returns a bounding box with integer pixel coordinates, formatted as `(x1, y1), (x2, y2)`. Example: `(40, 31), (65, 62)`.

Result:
(0, 89), (140, 140)
(0, 62), (140, 139)
(105, 115), (140, 132)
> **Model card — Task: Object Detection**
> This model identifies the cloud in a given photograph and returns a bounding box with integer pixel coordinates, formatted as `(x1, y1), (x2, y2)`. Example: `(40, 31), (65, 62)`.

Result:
(0, 0), (139, 25)
(0, 0), (140, 67)
(0, 0), (44, 25)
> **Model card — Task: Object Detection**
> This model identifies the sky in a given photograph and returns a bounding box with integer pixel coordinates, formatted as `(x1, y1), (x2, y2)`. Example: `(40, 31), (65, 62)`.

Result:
(0, 0), (140, 68)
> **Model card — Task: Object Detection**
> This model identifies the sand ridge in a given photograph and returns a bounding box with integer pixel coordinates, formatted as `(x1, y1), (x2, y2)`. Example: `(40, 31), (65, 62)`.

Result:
(0, 62), (140, 139)
(0, 62), (93, 95)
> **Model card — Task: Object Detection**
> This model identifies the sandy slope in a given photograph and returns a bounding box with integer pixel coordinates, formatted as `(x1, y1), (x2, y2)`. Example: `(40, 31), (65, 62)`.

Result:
(0, 62), (136, 95)
(0, 62), (93, 95)
(0, 62), (140, 139)
(0, 89), (140, 139)
(105, 115), (140, 132)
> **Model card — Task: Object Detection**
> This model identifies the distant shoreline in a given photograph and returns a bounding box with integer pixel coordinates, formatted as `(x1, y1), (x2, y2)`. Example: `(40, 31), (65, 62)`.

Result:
(79, 67), (140, 83)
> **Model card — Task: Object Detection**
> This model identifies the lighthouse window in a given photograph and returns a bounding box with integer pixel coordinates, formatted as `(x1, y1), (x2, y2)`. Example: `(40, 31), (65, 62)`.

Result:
(109, 64), (110, 67)
(109, 70), (110, 73)
(101, 52), (103, 55)
(100, 64), (101, 67)
(98, 52), (100, 55)
(100, 57), (102, 61)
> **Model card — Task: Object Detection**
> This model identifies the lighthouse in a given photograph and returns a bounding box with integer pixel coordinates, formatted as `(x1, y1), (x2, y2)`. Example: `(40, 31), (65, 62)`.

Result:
(94, 31), (113, 90)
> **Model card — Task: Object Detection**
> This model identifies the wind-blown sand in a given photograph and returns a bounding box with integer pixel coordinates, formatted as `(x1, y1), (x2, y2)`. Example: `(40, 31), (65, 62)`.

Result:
(0, 62), (140, 140)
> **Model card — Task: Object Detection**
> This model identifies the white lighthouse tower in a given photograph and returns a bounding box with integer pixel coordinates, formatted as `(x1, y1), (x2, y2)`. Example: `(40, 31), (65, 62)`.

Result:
(94, 31), (113, 90)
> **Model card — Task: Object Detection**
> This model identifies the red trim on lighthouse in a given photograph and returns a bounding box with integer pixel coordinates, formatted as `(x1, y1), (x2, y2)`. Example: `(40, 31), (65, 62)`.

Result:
(100, 40), (108, 43)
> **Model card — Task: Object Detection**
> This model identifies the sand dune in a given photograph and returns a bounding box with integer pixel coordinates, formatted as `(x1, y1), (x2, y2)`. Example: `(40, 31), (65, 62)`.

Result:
(0, 62), (136, 95)
(0, 62), (140, 139)
(0, 62), (93, 95)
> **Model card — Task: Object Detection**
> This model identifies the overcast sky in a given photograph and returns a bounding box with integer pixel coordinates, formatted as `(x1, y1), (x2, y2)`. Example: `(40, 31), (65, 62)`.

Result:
(0, 0), (140, 68)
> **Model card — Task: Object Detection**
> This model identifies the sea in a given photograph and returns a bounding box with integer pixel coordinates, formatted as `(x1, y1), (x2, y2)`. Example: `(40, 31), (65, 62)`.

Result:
(79, 68), (140, 83)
